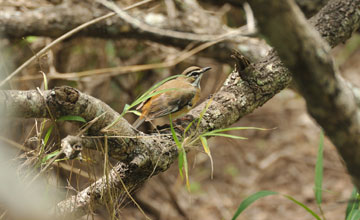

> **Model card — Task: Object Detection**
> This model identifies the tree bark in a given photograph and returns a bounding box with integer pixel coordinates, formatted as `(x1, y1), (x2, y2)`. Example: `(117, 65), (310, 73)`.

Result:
(248, 0), (360, 187)
(0, 0), (358, 217)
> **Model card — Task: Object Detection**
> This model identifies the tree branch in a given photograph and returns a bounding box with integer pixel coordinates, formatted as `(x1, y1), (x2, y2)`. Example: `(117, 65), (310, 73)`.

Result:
(248, 0), (360, 188)
(1, 0), (358, 217)
(201, 0), (330, 18)
(0, 2), (253, 62)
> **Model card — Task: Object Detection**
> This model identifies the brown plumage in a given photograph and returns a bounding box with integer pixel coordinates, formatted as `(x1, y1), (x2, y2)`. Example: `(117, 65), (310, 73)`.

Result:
(132, 66), (211, 129)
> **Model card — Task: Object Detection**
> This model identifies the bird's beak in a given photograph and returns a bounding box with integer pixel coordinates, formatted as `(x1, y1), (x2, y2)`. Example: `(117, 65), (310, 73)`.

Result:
(201, 67), (211, 73)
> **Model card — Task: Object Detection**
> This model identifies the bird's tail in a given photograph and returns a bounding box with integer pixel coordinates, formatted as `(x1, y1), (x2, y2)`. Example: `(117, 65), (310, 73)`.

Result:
(132, 117), (145, 129)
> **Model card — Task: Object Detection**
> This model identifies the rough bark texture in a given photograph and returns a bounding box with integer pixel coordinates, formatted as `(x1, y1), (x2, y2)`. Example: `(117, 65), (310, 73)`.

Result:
(248, 0), (360, 187)
(0, 0), (359, 217)
(0, 2), (251, 62)
(202, 0), (329, 18)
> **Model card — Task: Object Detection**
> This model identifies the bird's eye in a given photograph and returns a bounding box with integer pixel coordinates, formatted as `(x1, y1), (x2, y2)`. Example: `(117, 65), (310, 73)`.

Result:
(187, 70), (201, 77)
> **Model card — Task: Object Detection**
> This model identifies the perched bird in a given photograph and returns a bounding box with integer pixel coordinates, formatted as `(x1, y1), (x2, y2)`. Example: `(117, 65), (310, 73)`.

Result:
(132, 66), (211, 129)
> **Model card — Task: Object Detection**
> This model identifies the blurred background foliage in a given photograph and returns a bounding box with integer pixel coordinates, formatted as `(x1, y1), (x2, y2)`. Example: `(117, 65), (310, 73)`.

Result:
(0, 0), (360, 219)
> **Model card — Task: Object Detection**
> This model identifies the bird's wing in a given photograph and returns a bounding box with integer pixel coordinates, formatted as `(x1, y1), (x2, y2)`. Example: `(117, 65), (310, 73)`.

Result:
(146, 88), (195, 119)
(136, 79), (179, 111)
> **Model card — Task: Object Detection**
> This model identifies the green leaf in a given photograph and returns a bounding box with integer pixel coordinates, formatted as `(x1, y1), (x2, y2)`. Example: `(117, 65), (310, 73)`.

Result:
(122, 104), (131, 114)
(183, 120), (195, 136)
(200, 136), (214, 179)
(127, 110), (142, 116)
(202, 133), (248, 140)
(131, 88), (178, 108)
(196, 98), (213, 129)
(25, 36), (38, 43)
(178, 149), (184, 179)
(232, 191), (278, 220)
(170, 115), (181, 148)
(43, 125), (54, 147)
(57, 115), (86, 123)
(346, 187), (359, 220)
(41, 149), (61, 163)
(181, 146), (190, 191)
(207, 126), (268, 134)
(170, 114), (185, 180)
(349, 210), (360, 220)
(138, 75), (182, 101)
(315, 131), (324, 205)
(283, 195), (321, 220)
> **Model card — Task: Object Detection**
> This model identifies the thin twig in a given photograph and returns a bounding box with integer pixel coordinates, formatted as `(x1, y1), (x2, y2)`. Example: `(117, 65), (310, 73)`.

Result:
(98, 0), (247, 42)
(14, 30), (239, 82)
(0, 0), (153, 87)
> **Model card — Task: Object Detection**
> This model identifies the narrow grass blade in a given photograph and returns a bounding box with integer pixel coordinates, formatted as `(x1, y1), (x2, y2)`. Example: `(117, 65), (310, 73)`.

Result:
(170, 115), (181, 147)
(43, 125), (54, 147)
(57, 115), (86, 122)
(207, 126), (269, 134)
(178, 149), (184, 179)
(196, 98), (213, 129)
(41, 149), (61, 163)
(283, 195), (321, 220)
(127, 110), (142, 116)
(181, 146), (190, 191)
(138, 75), (181, 100)
(122, 104), (131, 114)
(170, 114), (185, 180)
(346, 187), (359, 220)
(232, 191), (278, 220)
(202, 133), (248, 140)
(315, 131), (324, 205)
(200, 136), (214, 179)
(348, 210), (360, 220)
(183, 120), (195, 136)
(131, 88), (178, 107)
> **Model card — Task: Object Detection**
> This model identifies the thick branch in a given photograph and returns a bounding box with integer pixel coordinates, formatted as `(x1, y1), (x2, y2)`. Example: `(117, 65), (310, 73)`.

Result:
(1, 0), (358, 217)
(201, 0), (329, 17)
(0, 2), (250, 62)
(248, 0), (360, 187)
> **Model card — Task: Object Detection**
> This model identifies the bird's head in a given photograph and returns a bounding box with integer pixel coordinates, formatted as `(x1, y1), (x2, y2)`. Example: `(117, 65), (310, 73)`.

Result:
(181, 66), (211, 87)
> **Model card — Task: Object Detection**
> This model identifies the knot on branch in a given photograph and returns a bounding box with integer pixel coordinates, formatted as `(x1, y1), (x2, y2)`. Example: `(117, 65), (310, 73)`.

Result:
(61, 135), (83, 160)
(231, 50), (252, 77)
(48, 86), (80, 116)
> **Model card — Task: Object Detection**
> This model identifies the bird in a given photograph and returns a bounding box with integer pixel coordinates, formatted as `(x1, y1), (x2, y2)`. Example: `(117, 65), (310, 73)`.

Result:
(132, 66), (211, 129)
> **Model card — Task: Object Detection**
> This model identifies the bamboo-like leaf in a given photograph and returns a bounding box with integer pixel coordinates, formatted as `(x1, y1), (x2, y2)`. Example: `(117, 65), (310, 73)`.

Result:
(170, 114), (185, 180)
(205, 126), (269, 135)
(349, 210), (360, 220)
(315, 131), (324, 205)
(196, 98), (213, 129)
(138, 75), (182, 100)
(181, 146), (190, 191)
(283, 195), (321, 220)
(202, 133), (248, 140)
(43, 125), (54, 147)
(178, 149), (184, 179)
(183, 120), (195, 136)
(57, 115), (86, 123)
(346, 187), (359, 220)
(41, 149), (61, 163)
(200, 136), (214, 179)
(232, 191), (278, 220)
(122, 104), (131, 114)
(131, 88), (178, 108)
(128, 110), (142, 116)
